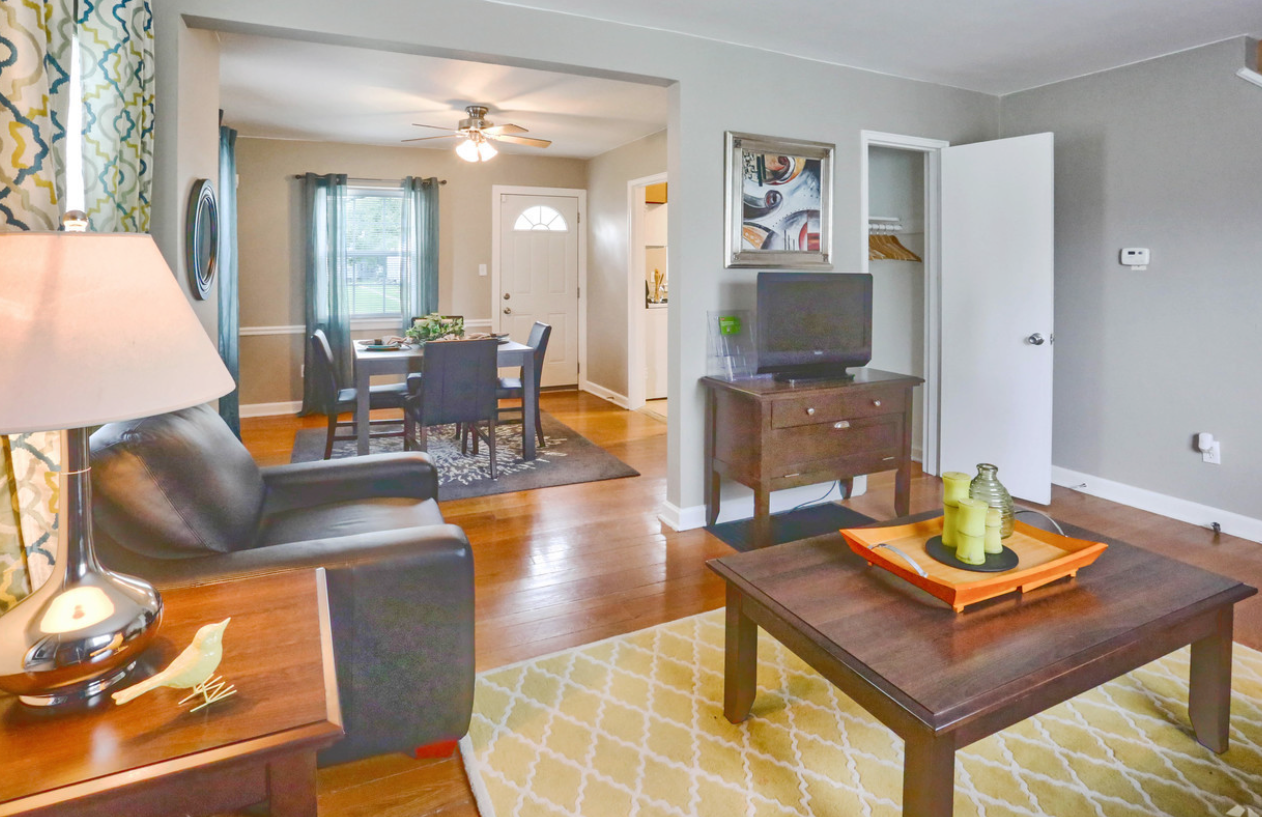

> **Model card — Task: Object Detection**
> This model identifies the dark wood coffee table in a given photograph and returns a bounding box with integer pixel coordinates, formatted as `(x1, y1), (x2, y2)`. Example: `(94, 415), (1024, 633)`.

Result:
(708, 514), (1256, 817)
(0, 568), (343, 817)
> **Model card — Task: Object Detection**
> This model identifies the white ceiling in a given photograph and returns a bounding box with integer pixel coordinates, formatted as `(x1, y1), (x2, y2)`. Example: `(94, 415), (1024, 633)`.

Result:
(490, 0), (1262, 95)
(217, 33), (669, 158)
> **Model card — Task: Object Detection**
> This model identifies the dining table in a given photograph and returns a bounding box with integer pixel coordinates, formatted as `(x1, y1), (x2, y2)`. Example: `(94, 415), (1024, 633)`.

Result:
(352, 338), (539, 460)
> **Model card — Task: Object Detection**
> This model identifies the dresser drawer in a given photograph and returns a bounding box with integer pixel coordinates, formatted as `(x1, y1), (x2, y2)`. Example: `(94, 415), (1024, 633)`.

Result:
(770, 386), (905, 429)
(767, 416), (901, 470)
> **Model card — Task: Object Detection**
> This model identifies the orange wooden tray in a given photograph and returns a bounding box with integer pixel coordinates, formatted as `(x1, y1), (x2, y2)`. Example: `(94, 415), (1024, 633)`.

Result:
(840, 516), (1108, 612)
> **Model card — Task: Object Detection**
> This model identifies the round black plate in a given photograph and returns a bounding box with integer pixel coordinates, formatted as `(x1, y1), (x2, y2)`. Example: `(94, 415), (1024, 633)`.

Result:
(925, 535), (1019, 573)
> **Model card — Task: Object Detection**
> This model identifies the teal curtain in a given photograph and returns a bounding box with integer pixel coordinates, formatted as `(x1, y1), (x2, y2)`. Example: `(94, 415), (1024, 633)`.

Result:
(217, 122), (240, 436)
(401, 176), (439, 328)
(301, 172), (350, 415)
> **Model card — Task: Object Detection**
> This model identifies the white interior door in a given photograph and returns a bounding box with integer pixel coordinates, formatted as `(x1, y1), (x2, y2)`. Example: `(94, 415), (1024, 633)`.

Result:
(939, 133), (1054, 504)
(497, 194), (580, 387)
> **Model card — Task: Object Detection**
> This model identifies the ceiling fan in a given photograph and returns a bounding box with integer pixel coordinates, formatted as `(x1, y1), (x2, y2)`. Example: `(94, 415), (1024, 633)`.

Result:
(403, 105), (552, 162)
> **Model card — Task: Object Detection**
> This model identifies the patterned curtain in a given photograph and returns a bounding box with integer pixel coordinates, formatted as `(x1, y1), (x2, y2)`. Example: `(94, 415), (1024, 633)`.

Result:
(0, 0), (73, 230)
(79, 0), (154, 232)
(0, 0), (73, 612)
(217, 122), (240, 436)
(301, 173), (350, 415)
(400, 176), (440, 330)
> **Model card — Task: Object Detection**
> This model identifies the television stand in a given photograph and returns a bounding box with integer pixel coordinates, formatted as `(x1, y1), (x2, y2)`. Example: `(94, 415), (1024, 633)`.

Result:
(702, 368), (923, 549)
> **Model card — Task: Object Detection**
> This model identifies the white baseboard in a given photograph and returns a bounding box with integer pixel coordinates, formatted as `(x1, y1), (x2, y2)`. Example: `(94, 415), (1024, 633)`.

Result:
(239, 400), (302, 418)
(659, 501), (707, 532)
(1051, 465), (1262, 544)
(581, 379), (629, 409)
(660, 478), (868, 532)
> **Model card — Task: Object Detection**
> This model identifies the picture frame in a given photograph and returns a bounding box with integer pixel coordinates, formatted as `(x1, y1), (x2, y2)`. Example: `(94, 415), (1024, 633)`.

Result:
(724, 131), (834, 269)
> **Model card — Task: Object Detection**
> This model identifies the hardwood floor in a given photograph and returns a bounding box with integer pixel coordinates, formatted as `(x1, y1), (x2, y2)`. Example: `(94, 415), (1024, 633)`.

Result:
(237, 390), (1262, 817)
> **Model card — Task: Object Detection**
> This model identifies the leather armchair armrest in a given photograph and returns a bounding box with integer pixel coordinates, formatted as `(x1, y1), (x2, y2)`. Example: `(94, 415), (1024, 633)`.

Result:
(127, 525), (476, 765)
(260, 452), (439, 513)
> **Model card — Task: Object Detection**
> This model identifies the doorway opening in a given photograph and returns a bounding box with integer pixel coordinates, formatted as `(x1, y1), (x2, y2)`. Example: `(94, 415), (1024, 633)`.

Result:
(860, 131), (948, 477)
(626, 172), (668, 415)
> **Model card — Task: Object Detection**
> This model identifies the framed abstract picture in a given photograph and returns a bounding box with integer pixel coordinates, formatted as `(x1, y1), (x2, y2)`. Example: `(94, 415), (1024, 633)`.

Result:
(724, 131), (833, 268)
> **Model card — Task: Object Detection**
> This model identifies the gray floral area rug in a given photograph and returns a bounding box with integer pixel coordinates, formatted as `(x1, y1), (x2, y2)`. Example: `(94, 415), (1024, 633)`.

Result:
(290, 411), (639, 500)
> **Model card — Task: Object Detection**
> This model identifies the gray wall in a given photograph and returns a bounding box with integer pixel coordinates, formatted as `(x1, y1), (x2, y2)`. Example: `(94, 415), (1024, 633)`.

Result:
(585, 130), (667, 396)
(152, 0), (999, 512)
(1001, 38), (1262, 519)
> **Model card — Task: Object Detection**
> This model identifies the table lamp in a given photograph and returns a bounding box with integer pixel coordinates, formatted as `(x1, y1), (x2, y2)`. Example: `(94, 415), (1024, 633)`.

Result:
(0, 231), (234, 706)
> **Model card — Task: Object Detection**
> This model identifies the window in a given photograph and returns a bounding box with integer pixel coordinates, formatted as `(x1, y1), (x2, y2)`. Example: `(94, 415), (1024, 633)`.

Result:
(345, 187), (407, 318)
(513, 205), (568, 232)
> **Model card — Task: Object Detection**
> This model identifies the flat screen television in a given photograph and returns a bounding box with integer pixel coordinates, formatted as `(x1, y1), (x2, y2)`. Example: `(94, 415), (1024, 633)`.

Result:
(756, 272), (873, 382)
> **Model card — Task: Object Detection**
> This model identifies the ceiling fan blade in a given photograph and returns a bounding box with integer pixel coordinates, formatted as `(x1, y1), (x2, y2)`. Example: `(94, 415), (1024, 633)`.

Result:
(487, 133), (552, 148)
(412, 122), (457, 131)
(483, 123), (527, 135)
(401, 134), (460, 143)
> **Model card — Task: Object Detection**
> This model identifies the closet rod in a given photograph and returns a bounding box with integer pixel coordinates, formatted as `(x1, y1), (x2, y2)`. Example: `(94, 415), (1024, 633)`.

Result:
(291, 175), (447, 184)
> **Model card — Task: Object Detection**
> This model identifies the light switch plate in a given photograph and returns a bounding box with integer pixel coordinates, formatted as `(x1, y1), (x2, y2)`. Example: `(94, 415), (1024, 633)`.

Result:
(1120, 248), (1150, 267)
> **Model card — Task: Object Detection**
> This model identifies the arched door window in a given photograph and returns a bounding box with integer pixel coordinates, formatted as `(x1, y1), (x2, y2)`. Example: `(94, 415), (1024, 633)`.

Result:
(513, 205), (568, 232)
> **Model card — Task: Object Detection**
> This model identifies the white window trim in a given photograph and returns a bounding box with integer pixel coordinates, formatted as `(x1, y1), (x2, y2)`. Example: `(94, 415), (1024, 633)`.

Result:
(345, 184), (408, 322)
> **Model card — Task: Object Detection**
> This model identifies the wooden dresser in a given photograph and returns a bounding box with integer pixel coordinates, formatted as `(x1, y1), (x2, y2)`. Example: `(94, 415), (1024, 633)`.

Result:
(702, 369), (922, 549)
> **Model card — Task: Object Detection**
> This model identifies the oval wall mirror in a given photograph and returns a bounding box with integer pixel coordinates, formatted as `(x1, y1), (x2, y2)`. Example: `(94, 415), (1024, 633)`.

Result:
(186, 179), (219, 300)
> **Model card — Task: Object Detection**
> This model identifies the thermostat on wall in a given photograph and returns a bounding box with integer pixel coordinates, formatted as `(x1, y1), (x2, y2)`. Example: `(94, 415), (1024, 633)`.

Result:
(1120, 248), (1150, 269)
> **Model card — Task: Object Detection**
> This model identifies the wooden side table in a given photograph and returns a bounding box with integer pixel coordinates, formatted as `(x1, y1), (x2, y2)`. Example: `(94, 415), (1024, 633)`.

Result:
(0, 568), (343, 817)
(702, 369), (922, 548)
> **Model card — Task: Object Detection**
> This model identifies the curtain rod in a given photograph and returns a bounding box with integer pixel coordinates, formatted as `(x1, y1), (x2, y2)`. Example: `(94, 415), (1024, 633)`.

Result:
(291, 175), (447, 185)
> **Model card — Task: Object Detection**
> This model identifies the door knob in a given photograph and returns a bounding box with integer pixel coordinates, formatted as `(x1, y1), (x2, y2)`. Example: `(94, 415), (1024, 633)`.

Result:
(1026, 333), (1045, 346)
(503, 307), (512, 315)
(503, 292), (511, 300)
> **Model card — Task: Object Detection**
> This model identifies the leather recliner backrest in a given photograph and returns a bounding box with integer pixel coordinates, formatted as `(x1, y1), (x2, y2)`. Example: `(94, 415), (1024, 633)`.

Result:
(89, 404), (267, 558)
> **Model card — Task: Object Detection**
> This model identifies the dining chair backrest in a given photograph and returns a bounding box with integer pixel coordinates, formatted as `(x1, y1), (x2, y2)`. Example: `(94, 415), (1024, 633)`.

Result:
(308, 329), (342, 412)
(418, 338), (500, 427)
(525, 321), (552, 384)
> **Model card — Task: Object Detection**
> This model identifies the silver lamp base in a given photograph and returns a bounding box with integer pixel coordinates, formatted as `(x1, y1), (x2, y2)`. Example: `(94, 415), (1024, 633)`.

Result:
(0, 427), (163, 706)
(17, 663), (135, 707)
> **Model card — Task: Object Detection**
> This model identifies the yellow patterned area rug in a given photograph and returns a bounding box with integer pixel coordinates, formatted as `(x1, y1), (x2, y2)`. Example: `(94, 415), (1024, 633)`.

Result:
(460, 610), (1262, 816)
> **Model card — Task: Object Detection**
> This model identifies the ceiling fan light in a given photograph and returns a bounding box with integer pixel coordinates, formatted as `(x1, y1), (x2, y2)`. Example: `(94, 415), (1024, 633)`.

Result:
(455, 138), (481, 162)
(477, 140), (498, 161)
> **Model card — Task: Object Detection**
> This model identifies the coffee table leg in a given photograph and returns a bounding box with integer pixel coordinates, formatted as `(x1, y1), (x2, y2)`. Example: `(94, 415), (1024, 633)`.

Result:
(903, 731), (954, 817)
(724, 585), (758, 723)
(269, 751), (318, 817)
(1189, 607), (1233, 754)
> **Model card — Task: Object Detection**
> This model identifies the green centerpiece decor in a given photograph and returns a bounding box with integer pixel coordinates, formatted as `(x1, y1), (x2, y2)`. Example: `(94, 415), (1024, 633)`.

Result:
(940, 471), (972, 547)
(984, 508), (1004, 555)
(406, 313), (465, 343)
(954, 498), (989, 565)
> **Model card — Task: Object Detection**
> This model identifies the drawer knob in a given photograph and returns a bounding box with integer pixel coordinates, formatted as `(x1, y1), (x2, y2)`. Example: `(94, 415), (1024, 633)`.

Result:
(834, 420), (850, 429)
(806, 407), (816, 416)
(873, 399), (882, 407)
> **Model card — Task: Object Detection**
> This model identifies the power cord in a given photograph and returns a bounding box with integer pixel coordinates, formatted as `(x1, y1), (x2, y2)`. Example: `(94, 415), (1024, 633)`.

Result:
(790, 480), (843, 512)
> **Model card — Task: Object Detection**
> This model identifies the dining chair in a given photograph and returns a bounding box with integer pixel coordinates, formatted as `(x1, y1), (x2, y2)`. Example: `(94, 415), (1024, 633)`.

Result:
(497, 321), (551, 448)
(405, 338), (501, 478)
(308, 329), (412, 459)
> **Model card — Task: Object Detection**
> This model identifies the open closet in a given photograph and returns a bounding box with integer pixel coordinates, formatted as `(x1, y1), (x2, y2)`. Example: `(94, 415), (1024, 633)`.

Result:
(866, 146), (928, 466)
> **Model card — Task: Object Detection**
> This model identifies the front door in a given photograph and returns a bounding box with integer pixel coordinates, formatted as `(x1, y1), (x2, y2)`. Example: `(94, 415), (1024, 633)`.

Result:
(939, 133), (1055, 504)
(496, 193), (581, 387)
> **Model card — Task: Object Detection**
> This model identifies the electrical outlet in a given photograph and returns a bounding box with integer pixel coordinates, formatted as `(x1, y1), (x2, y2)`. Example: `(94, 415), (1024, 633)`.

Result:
(1203, 440), (1222, 464)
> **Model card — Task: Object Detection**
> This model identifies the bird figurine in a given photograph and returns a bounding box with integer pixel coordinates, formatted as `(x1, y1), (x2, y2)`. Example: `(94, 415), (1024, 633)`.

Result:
(111, 618), (235, 712)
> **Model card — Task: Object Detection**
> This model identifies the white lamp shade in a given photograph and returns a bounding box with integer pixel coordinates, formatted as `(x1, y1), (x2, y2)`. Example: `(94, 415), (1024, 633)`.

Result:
(455, 138), (481, 162)
(0, 232), (235, 433)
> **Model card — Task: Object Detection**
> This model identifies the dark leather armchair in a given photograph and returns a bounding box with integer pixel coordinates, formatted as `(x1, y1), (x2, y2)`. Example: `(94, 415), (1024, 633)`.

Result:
(88, 404), (473, 766)
(497, 321), (551, 445)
